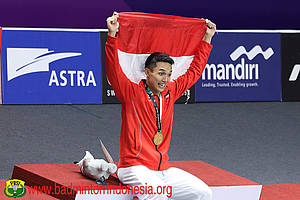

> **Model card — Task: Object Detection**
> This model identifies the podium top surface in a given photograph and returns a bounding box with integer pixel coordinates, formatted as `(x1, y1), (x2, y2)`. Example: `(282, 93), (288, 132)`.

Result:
(12, 160), (259, 187)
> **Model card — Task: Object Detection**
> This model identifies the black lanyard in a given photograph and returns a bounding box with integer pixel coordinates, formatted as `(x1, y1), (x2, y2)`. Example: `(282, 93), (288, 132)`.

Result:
(144, 81), (163, 169)
(144, 82), (161, 133)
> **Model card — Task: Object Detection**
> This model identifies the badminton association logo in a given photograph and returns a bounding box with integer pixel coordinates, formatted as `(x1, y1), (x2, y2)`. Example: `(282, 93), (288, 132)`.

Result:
(6, 48), (81, 81)
(4, 179), (26, 198)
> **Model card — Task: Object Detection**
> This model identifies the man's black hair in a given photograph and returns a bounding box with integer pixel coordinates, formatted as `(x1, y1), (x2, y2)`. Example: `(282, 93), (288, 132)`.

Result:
(145, 52), (174, 71)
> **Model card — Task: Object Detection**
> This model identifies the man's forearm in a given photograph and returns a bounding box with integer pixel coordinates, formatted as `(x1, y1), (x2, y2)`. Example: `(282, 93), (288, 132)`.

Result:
(108, 31), (117, 37)
(202, 34), (212, 44)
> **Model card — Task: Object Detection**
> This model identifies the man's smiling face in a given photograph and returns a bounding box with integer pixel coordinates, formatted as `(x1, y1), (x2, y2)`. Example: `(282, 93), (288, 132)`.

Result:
(145, 61), (172, 95)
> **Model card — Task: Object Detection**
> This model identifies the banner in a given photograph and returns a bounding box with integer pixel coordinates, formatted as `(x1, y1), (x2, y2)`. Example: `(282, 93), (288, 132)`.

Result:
(0, 27), (2, 104)
(1, 28), (102, 104)
(101, 32), (120, 104)
(281, 33), (300, 101)
(195, 32), (281, 102)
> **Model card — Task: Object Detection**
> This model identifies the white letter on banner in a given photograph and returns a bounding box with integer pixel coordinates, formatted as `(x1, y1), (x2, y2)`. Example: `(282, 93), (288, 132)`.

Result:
(249, 64), (259, 80)
(235, 60), (245, 80)
(86, 71), (96, 86)
(49, 71), (59, 86)
(226, 64), (235, 80)
(60, 71), (67, 86)
(68, 71), (76, 86)
(77, 71), (85, 86)
(217, 64), (225, 80)
(204, 64), (216, 80)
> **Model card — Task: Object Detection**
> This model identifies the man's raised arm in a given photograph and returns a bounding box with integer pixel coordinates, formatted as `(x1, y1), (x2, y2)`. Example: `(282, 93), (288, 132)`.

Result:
(172, 19), (216, 100)
(105, 12), (133, 102)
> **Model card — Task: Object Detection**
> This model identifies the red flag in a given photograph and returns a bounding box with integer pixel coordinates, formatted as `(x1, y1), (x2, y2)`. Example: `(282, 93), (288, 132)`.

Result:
(116, 12), (207, 83)
(118, 12), (207, 56)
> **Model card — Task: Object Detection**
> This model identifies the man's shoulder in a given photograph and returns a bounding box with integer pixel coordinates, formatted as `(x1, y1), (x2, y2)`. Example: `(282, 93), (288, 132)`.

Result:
(166, 81), (175, 91)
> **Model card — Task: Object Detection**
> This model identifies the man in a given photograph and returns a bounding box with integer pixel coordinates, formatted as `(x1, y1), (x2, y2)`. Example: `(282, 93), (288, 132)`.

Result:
(106, 12), (216, 200)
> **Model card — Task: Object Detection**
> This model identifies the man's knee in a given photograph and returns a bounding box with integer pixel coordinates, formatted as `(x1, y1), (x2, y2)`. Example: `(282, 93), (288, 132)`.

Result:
(193, 185), (212, 200)
(137, 190), (169, 200)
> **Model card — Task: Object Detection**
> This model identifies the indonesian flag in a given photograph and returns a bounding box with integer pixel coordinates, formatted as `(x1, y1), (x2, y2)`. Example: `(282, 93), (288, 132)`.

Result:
(117, 12), (207, 83)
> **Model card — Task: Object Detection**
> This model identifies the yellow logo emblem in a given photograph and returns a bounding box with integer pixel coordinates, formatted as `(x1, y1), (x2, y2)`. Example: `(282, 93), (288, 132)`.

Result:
(4, 179), (26, 198)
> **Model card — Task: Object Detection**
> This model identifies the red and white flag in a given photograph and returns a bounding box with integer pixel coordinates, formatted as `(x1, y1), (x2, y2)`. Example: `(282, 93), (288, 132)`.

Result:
(117, 12), (207, 83)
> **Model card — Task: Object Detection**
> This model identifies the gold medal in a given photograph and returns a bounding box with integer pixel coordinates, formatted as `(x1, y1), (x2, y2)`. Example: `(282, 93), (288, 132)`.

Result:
(154, 132), (163, 145)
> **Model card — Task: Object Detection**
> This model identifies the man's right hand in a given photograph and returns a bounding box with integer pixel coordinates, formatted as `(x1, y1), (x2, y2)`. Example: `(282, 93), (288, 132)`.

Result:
(106, 12), (119, 37)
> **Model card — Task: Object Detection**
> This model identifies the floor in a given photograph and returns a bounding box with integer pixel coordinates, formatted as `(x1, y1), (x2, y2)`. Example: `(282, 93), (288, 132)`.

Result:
(0, 102), (299, 185)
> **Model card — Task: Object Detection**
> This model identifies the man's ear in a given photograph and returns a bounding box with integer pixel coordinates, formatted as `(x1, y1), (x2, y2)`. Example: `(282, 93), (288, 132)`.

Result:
(145, 68), (151, 77)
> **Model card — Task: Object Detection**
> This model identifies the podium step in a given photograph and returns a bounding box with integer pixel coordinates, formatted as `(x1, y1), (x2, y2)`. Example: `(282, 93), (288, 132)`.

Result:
(260, 184), (300, 200)
(11, 161), (262, 200)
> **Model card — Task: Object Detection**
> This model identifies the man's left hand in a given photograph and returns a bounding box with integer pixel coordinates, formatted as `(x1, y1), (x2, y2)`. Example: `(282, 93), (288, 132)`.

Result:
(202, 19), (217, 44)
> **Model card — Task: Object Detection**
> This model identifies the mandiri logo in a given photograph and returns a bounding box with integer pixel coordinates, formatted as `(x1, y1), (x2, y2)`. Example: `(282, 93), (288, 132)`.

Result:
(201, 45), (274, 81)
(230, 45), (274, 61)
(7, 48), (81, 81)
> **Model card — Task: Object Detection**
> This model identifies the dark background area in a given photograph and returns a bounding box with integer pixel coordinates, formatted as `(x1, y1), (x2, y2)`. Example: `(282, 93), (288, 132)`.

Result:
(0, 0), (299, 29)
(281, 34), (300, 101)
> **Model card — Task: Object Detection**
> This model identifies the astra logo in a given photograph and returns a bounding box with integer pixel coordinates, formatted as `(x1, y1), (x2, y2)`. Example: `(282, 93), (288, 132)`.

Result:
(289, 64), (300, 81)
(7, 48), (81, 81)
(6, 48), (96, 87)
(201, 45), (274, 81)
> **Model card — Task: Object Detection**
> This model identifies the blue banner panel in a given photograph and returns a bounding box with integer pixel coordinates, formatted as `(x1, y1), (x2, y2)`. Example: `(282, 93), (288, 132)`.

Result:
(196, 32), (281, 102)
(1, 29), (102, 104)
(0, 27), (2, 104)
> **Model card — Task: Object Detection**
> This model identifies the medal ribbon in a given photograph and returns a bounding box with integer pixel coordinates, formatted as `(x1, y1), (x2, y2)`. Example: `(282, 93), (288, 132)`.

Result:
(144, 82), (162, 135)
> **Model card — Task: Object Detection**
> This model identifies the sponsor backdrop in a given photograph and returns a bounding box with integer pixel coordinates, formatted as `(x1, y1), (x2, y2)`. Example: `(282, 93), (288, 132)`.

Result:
(175, 86), (195, 104)
(281, 34), (300, 101)
(196, 33), (281, 102)
(0, 27), (2, 104)
(101, 32), (120, 104)
(2, 29), (298, 104)
(1, 29), (102, 104)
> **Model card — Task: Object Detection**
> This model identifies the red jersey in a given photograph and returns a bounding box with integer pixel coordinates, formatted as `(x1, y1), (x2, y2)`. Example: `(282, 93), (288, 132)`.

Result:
(105, 35), (212, 171)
